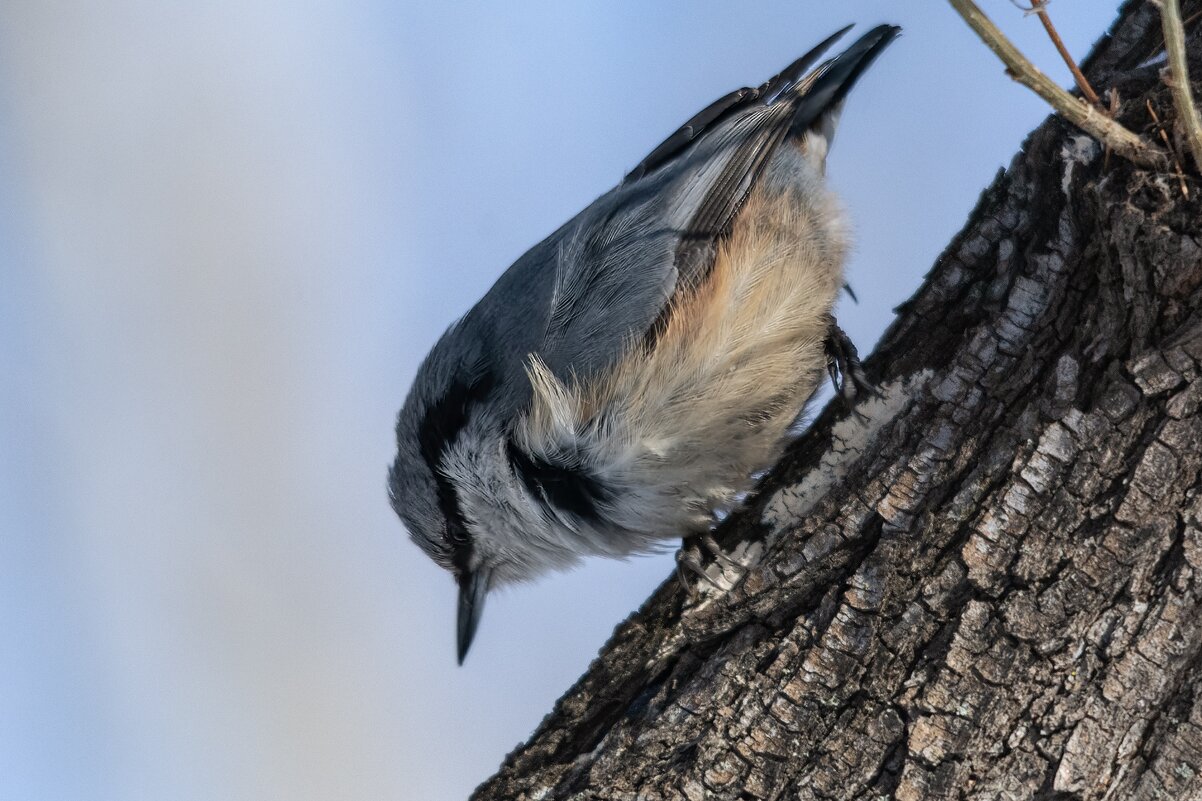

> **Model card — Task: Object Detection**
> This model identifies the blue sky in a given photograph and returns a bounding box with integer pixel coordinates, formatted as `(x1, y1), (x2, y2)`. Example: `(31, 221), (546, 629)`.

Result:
(0, 2), (1122, 799)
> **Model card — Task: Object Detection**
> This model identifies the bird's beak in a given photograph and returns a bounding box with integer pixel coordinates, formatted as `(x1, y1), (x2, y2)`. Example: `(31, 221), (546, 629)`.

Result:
(457, 568), (490, 664)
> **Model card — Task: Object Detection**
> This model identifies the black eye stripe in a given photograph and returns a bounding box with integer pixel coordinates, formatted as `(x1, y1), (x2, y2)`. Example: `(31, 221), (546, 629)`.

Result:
(416, 370), (496, 564)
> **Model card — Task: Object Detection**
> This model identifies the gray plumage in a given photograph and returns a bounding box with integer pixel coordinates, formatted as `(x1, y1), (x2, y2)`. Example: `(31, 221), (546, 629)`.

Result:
(389, 24), (900, 662)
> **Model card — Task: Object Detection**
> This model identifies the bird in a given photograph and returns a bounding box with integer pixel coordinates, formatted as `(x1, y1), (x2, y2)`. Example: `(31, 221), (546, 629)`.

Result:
(389, 24), (900, 663)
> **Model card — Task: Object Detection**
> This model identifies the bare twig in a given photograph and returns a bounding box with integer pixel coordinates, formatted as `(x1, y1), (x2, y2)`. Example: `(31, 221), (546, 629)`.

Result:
(1147, 99), (1190, 196)
(1158, 0), (1202, 172)
(948, 0), (1168, 169)
(1030, 1), (1102, 107)
(1103, 89), (1121, 171)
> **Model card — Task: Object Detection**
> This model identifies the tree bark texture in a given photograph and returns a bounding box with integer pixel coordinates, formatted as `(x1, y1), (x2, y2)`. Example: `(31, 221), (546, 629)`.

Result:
(474, 5), (1202, 799)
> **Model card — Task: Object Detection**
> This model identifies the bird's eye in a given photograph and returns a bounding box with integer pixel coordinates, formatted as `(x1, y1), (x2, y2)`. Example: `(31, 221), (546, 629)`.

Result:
(446, 521), (473, 573)
(445, 519), (470, 548)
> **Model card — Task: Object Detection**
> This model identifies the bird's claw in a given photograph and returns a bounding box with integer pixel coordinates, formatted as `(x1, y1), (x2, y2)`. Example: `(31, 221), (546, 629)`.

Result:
(676, 533), (746, 598)
(825, 320), (877, 411)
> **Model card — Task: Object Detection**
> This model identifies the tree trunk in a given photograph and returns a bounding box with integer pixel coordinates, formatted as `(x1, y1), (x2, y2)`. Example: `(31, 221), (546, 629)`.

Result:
(473, 5), (1202, 799)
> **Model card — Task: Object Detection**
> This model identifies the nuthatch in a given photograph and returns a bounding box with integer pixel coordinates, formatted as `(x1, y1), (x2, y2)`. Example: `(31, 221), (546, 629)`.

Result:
(390, 25), (900, 662)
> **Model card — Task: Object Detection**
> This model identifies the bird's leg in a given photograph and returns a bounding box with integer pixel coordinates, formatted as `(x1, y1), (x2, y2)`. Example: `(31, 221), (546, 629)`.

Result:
(675, 532), (747, 597)
(675, 544), (715, 598)
(699, 532), (743, 571)
(824, 319), (875, 406)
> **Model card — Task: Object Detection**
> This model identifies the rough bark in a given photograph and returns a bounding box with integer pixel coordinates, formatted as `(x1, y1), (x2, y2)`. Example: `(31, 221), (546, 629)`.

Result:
(474, 5), (1202, 799)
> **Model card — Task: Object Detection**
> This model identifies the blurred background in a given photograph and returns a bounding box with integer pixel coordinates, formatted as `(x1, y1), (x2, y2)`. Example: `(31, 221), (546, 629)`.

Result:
(0, 2), (1121, 799)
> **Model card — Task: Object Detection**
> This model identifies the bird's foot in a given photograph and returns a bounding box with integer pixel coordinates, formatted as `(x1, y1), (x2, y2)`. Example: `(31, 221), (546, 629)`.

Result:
(825, 320), (876, 413)
(675, 547), (713, 599)
(675, 533), (746, 598)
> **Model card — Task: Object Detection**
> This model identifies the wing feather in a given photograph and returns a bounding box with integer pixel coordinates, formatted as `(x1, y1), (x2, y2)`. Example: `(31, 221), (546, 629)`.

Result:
(530, 25), (899, 387)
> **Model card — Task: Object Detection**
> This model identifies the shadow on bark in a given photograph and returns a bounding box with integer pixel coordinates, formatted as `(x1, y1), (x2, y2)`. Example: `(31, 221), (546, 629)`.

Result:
(474, 4), (1202, 798)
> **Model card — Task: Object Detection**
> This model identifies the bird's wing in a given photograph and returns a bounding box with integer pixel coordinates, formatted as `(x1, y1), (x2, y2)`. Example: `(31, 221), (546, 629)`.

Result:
(622, 25), (853, 185)
(532, 25), (899, 383)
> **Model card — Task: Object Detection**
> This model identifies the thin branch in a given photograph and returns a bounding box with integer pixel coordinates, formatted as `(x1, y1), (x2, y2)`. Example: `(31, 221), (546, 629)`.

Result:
(1159, 0), (1202, 172)
(1147, 98), (1190, 196)
(1031, 1), (1102, 107)
(948, 0), (1168, 170)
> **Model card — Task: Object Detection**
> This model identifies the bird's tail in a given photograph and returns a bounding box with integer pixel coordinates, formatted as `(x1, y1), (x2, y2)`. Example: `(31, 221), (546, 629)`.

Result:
(782, 24), (901, 157)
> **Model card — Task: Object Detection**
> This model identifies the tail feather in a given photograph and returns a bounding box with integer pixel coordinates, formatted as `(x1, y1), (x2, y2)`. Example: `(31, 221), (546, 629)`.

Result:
(787, 24), (901, 142)
(624, 24), (897, 184)
(759, 25), (853, 104)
